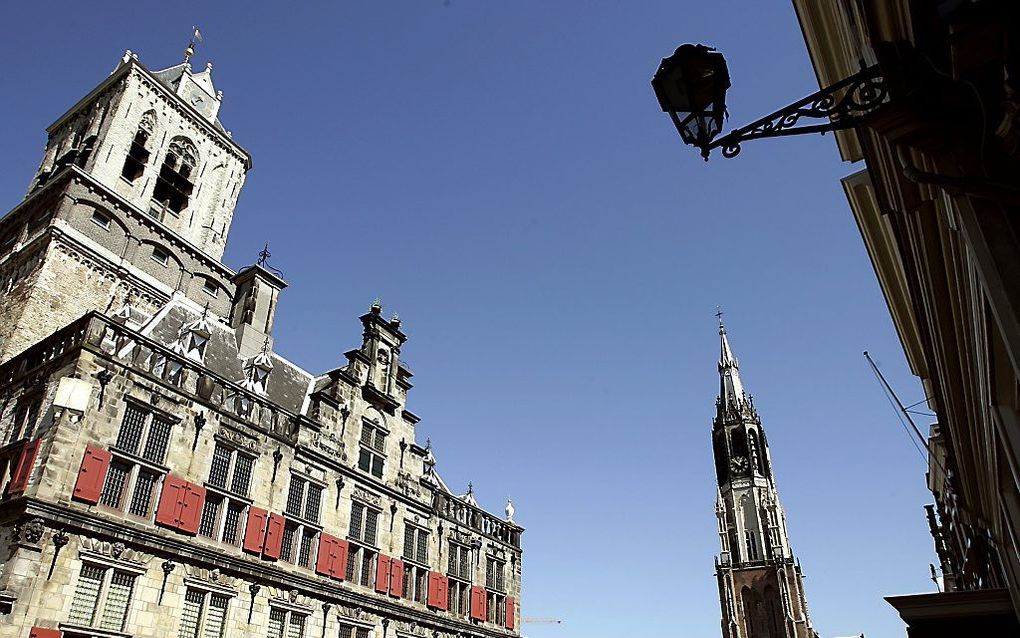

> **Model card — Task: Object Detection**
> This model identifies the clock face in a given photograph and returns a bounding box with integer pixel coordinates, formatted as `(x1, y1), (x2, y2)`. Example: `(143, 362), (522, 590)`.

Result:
(184, 83), (212, 116)
(731, 456), (749, 475)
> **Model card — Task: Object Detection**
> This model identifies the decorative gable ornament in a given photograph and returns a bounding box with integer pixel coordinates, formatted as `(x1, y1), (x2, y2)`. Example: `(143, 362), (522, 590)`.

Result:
(240, 340), (273, 396)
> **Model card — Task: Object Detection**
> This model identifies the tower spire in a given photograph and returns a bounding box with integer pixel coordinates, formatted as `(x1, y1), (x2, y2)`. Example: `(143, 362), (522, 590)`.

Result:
(718, 320), (746, 412)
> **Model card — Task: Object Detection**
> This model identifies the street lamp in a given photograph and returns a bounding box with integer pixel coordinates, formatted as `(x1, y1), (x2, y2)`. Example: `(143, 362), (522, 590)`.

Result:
(652, 44), (731, 160)
(652, 44), (887, 160)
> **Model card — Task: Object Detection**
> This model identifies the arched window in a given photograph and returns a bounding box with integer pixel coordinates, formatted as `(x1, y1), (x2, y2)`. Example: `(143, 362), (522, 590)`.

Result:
(121, 110), (155, 182)
(152, 136), (199, 215)
(748, 428), (766, 475)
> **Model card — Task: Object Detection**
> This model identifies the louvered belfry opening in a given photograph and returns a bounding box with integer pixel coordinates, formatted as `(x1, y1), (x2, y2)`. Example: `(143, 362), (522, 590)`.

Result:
(152, 137), (197, 215)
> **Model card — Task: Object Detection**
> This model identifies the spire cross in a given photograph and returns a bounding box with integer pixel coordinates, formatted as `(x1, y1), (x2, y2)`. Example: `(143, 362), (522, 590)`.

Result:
(715, 306), (725, 330)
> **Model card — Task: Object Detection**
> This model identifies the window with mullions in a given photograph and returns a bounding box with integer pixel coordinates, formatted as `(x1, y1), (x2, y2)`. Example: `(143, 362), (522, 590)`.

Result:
(486, 591), (507, 625)
(178, 588), (230, 638)
(448, 542), (471, 580)
(402, 564), (429, 604)
(284, 474), (323, 523)
(7, 394), (42, 444)
(403, 524), (429, 565)
(346, 500), (381, 587)
(485, 557), (506, 592)
(357, 421), (386, 478)
(279, 473), (323, 569)
(199, 443), (256, 546)
(100, 403), (174, 519)
(67, 563), (136, 632)
(267, 607), (308, 638)
(338, 622), (370, 638)
(447, 580), (470, 618)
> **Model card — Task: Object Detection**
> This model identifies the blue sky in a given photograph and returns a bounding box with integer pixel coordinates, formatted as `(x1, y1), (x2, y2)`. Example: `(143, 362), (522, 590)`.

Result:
(2, 2), (935, 636)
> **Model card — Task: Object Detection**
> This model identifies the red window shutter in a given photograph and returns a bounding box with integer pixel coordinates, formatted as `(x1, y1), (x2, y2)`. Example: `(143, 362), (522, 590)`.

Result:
(375, 554), (391, 593)
(315, 533), (336, 576)
(426, 571), (441, 608)
(177, 482), (206, 534)
(29, 628), (62, 638)
(332, 539), (349, 580)
(242, 507), (269, 554)
(8, 437), (41, 495)
(505, 596), (515, 629)
(155, 475), (187, 528)
(470, 585), (487, 621)
(262, 513), (285, 560)
(438, 575), (450, 611)
(389, 559), (405, 597)
(72, 445), (111, 504)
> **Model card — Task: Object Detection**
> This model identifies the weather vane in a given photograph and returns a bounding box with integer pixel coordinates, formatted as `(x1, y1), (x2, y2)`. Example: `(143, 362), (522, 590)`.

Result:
(256, 242), (284, 277)
(184, 26), (203, 64)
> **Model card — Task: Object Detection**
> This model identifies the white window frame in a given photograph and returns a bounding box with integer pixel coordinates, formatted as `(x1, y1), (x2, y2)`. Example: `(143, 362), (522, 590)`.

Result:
(65, 559), (142, 632)
(177, 584), (233, 638)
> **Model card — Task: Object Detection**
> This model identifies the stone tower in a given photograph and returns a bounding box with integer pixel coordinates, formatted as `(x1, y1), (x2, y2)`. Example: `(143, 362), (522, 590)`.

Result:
(0, 48), (251, 364)
(712, 323), (818, 638)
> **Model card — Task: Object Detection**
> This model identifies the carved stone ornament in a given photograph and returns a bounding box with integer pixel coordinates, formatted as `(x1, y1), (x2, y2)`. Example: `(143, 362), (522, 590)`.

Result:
(352, 486), (382, 508)
(78, 537), (152, 566)
(215, 426), (261, 453)
(16, 519), (45, 546)
(311, 429), (347, 459)
(396, 471), (425, 500)
(267, 587), (312, 609)
(184, 565), (238, 589)
(394, 620), (428, 636)
(335, 604), (373, 622)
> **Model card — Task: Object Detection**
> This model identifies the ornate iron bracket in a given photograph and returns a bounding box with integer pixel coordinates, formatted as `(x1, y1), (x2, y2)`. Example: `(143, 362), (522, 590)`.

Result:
(703, 64), (886, 160)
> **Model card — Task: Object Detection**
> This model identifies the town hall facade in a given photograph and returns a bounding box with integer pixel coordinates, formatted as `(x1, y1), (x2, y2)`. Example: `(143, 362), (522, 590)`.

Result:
(0, 46), (522, 638)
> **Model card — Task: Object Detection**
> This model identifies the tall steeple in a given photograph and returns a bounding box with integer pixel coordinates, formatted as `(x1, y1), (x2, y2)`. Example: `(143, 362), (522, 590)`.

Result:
(718, 322), (746, 413)
(711, 322), (818, 638)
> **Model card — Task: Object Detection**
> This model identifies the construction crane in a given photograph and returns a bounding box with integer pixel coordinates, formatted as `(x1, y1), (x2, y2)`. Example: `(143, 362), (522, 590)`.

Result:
(523, 617), (562, 624)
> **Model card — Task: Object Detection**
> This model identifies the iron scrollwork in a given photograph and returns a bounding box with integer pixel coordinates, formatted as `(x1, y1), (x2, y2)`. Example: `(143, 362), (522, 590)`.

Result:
(706, 64), (887, 159)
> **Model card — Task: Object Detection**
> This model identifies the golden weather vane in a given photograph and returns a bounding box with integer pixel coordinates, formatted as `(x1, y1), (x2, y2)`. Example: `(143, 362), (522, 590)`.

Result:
(184, 26), (203, 63)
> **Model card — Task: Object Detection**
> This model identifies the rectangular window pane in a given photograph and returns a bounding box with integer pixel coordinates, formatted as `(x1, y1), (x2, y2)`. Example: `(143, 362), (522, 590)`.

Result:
(100, 571), (135, 631)
(231, 454), (254, 497)
(199, 496), (222, 538)
(285, 475), (304, 517)
(203, 593), (229, 638)
(416, 530), (428, 564)
(208, 444), (231, 489)
(68, 564), (104, 625)
(179, 589), (204, 638)
(403, 527), (414, 560)
(304, 484), (322, 523)
(268, 608), (286, 638)
(222, 501), (244, 545)
(360, 425), (373, 446)
(373, 429), (386, 452)
(357, 629), (369, 638)
(349, 502), (363, 540)
(364, 510), (378, 546)
(117, 404), (147, 454)
(297, 529), (314, 568)
(371, 455), (383, 478)
(287, 613), (306, 638)
(143, 415), (172, 463)
(280, 525), (297, 563)
(357, 449), (372, 473)
(360, 550), (374, 586)
(345, 547), (357, 582)
(129, 469), (158, 517)
(338, 626), (353, 638)
(100, 462), (130, 509)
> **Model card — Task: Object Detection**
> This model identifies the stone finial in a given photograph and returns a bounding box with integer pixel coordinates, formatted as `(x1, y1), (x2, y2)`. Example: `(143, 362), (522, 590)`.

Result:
(505, 497), (515, 523)
(206, 61), (213, 71)
(371, 298), (382, 314)
(390, 312), (401, 328)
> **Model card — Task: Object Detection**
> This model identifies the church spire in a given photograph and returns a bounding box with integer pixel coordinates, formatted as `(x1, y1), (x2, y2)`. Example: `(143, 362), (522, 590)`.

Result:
(718, 321), (746, 411)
